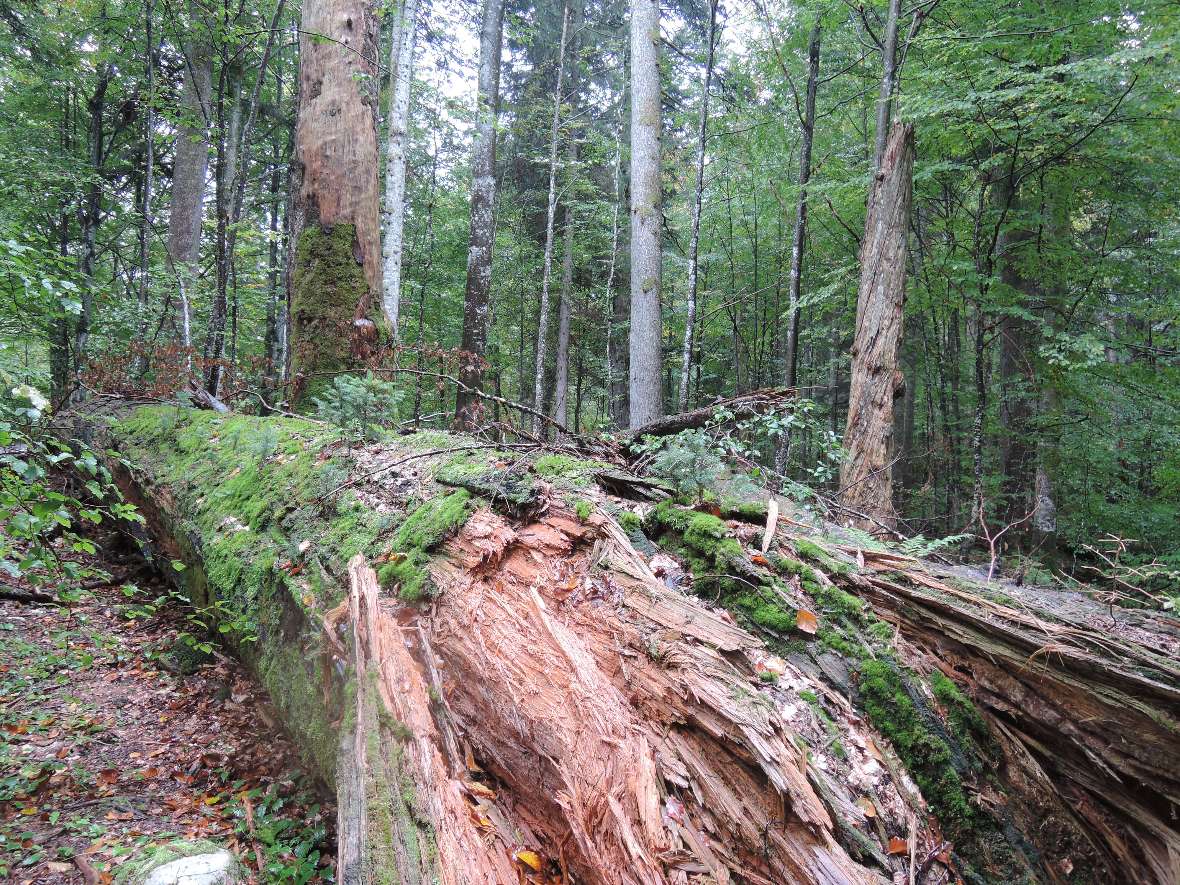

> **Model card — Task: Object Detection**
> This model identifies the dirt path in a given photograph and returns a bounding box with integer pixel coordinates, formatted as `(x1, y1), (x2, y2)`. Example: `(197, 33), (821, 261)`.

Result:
(0, 528), (336, 884)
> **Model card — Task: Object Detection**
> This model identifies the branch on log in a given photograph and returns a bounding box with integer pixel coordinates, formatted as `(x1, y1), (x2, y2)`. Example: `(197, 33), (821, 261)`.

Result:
(625, 387), (794, 442)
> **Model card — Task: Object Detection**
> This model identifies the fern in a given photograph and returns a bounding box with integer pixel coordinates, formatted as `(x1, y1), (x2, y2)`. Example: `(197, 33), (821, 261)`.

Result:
(899, 533), (970, 557)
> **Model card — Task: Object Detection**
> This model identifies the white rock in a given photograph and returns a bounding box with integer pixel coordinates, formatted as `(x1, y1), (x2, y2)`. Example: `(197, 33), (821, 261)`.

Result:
(143, 851), (241, 885)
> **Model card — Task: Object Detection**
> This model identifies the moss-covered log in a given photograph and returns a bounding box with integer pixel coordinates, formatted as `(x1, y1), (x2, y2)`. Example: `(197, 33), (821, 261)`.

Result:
(91, 405), (1179, 885)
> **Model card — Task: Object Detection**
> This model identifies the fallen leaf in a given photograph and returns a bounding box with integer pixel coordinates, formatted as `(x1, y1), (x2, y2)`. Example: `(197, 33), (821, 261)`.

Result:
(750, 553), (771, 567)
(515, 850), (543, 872)
(795, 610), (818, 635)
(855, 797), (877, 818)
(97, 769), (119, 785)
(888, 836), (908, 855)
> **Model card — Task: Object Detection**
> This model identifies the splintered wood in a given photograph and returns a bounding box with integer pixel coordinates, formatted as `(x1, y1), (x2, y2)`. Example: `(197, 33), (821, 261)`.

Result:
(339, 512), (875, 884)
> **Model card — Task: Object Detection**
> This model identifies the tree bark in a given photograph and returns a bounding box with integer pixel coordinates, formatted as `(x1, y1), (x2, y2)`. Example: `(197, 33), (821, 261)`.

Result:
(604, 129), (628, 429)
(675, 0), (718, 413)
(285, 0), (383, 411)
(454, 0), (506, 428)
(166, 7), (213, 358)
(839, 122), (914, 534)
(871, 0), (901, 174)
(627, 0), (664, 429)
(380, 0), (419, 335)
(531, 5), (571, 435)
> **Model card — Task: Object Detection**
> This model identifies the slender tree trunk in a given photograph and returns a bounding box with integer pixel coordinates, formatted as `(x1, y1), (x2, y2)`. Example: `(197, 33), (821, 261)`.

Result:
(552, 0), (585, 431)
(286, 0), (383, 411)
(603, 128), (626, 428)
(783, 18), (820, 390)
(136, 0), (156, 362)
(994, 176), (1038, 548)
(167, 6), (213, 360)
(381, 0), (419, 334)
(455, 0), (506, 428)
(531, 5), (572, 434)
(872, 0), (901, 174)
(628, 0), (663, 428)
(206, 0), (287, 396)
(263, 73), (286, 404)
(675, 0), (718, 412)
(773, 16), (821, 480)
(552, 205), (575, 428)
(412, 140), (439, 424)
(839, 122), (914, 534)
(73, 69), (111, 385)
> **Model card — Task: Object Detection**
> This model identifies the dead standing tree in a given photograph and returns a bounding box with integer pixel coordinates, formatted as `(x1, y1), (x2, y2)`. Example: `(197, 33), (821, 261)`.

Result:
(840, 121), (914, 534)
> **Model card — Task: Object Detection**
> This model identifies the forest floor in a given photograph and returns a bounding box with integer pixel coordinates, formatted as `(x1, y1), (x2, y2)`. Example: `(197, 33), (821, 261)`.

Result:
(0, 523), (336, 885)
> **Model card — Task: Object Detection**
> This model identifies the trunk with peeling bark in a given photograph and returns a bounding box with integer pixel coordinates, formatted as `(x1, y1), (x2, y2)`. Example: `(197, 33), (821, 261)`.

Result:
(285, 0), (384, 410)
(90, 403), (1180, 885)
(840, 121), (914, 534)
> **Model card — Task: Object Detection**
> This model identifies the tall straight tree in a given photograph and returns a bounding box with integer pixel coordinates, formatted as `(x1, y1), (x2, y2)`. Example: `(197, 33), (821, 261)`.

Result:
(381, 0), (419, 334)
(772, 14), (821, 480)
(782, 16), (820, 390)
(676, 0), (718, 412)
(839, 121), (914, 533)
(552, 0), (585, 431)
(285, 0), (383, 411)
(455, 0), (506, 427)
(628, 0), (663, 428)
(165, 6), (212, 357)
(531, 4), (571, 434)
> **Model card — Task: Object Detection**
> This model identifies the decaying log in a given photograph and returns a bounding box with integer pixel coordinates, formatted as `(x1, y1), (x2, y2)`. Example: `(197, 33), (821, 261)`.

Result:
(88, 404), (1180, 885)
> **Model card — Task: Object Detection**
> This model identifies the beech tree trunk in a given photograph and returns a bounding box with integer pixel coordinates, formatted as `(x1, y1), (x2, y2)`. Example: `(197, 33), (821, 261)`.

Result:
(166, 9), (213, 357)
(380, 0), (419, 335)
(455, 0), (506, 428)
(675, 0), (718, 413)
(285, 0), (383, 410)
(628, 0), (664, 429)
(840, 121), (914, 534)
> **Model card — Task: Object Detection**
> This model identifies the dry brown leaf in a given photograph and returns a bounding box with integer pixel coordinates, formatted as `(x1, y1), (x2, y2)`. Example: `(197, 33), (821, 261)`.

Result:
(796, 610), (818, 635)
(855, 797), (877, 818)
(515, 850), (543, 872)
(888, 836), (908, 855)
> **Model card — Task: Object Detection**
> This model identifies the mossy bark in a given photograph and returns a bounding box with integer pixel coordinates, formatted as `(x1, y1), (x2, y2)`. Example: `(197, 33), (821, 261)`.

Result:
(288, 223), (386, 410)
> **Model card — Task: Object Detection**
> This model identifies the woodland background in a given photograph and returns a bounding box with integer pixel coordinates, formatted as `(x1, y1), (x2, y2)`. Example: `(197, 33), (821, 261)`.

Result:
(0, 0), (1177, 566)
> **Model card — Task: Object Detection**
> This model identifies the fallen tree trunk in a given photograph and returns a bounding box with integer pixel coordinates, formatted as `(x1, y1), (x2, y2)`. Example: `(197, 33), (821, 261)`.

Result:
(86, 404), (1179, 884)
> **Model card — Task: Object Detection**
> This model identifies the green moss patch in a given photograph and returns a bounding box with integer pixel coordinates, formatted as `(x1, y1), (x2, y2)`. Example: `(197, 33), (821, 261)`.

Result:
(377, 491), (473, 602)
